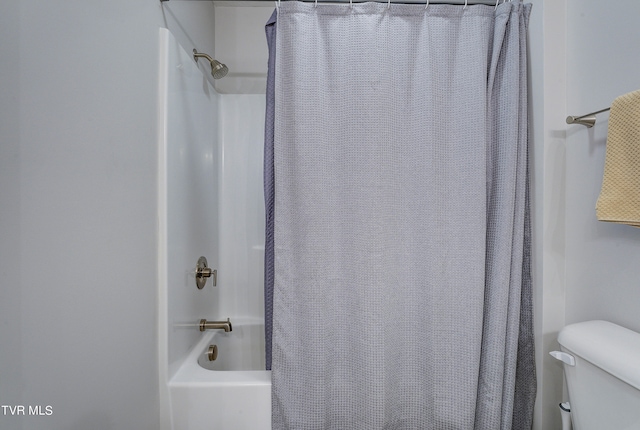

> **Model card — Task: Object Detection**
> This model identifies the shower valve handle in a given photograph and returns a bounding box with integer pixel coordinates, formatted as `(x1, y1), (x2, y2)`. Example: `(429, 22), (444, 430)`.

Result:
(195, 256), (217, 289)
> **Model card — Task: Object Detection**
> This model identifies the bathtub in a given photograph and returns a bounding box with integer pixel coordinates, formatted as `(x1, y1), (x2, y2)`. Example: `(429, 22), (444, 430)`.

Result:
(168, 320), (271, 430)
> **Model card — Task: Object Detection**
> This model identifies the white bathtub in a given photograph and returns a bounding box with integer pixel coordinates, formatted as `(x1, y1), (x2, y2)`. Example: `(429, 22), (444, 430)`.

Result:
(168, 321), (272, 430)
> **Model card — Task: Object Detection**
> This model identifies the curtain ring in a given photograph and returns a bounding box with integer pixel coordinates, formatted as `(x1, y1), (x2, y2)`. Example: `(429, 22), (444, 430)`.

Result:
(315, 0), (318, 7)
(494, 0), (499, 9)
(349, 0), (353, 8)
(387, 0), (391, 9)
(463, 0), (468, 9)
(424, 0), (429, 9)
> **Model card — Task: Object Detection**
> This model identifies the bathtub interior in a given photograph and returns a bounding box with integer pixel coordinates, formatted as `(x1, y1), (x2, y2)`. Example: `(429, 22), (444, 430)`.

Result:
(168, 321), (271, 430)
(198, 322), (266, 371)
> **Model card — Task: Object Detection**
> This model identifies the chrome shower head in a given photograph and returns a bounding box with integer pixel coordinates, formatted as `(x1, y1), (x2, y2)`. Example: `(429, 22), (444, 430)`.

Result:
(193, 49), (228, 80)
(209, 59), (228, 80)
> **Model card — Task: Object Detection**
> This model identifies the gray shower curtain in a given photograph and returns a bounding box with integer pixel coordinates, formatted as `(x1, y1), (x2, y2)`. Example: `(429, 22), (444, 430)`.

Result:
(264, 1), (535, 428)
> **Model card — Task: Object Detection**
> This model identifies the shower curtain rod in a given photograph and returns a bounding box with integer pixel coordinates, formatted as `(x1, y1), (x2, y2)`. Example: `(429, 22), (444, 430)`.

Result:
(162, 0), (501, 5)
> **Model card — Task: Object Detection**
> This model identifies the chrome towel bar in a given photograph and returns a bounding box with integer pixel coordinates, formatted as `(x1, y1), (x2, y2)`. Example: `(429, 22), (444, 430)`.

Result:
(566, 107), (611, 128)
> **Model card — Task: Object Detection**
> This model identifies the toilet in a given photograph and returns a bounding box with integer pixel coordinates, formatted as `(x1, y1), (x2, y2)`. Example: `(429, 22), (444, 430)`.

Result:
(551, 320), (640, 430)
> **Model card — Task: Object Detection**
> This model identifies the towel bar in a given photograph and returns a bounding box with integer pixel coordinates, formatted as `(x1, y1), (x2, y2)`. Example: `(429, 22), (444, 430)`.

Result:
(566, 107), (610, 128)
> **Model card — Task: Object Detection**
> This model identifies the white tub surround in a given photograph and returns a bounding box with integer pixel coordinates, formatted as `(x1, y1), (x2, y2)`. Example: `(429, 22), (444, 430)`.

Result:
(158, 27), (269, 430)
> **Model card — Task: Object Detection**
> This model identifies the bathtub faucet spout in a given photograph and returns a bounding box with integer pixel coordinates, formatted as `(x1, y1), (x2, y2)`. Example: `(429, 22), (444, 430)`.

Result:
(199, 318), (232, 332)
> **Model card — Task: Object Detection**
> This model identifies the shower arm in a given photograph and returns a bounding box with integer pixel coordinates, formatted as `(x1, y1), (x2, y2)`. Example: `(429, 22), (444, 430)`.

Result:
(193, 51), (214, 64)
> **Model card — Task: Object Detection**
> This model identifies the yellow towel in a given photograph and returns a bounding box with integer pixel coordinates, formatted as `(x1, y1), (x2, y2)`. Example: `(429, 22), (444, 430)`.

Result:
(596, 89), (640, 227)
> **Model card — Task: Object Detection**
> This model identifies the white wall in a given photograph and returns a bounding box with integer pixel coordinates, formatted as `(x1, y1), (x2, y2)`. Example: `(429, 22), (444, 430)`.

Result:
(533, 1), (640, 429)
(529, 1), (569, 429)
(564, 1), (640, 331)
(0, 2), (24, 429)
(214, 4), (274, 94)
(0, 1), (216, 429)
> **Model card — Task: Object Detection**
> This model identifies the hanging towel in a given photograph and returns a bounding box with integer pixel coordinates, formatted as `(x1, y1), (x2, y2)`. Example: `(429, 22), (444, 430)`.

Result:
(596, 89), (640, 227)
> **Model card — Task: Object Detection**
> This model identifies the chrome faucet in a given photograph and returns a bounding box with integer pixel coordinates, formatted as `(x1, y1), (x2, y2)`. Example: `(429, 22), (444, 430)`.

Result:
(199, 318), (232, 332)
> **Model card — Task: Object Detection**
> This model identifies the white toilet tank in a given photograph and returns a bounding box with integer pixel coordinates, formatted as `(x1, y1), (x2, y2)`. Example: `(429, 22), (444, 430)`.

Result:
(556, 320), (640, 430)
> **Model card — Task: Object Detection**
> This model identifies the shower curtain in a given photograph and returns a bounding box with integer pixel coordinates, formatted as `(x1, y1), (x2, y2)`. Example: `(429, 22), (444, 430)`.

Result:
(264, 1), (535, 428)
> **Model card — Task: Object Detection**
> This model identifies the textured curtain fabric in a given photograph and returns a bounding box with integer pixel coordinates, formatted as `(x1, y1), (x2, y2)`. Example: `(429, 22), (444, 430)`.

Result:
(266, 1), (535, 428)
(264, 9), (277, 371)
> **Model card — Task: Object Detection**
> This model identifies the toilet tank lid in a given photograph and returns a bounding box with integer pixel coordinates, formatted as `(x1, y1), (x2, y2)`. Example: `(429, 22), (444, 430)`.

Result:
(558, 320), (640, 391)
